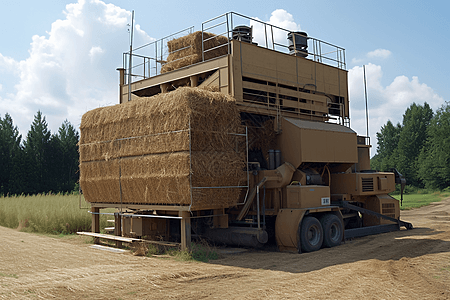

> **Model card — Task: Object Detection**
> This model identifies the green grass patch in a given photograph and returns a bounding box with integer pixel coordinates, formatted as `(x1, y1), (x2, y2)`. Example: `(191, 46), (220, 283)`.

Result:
(393, 190), (450, 210)
(0, 194), (113, 235)
(141, 240), (219, 262)
(0, 273), (18, 279)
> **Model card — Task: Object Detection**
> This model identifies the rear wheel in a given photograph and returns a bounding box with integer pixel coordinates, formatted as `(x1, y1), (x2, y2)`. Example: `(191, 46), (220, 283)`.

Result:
(320, 214), (343, 248)
(299, 216), (323, 252)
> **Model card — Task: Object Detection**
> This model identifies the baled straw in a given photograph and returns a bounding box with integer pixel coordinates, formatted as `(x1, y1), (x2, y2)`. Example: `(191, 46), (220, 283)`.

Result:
(160, 31), (229, 73)
(79, 87), (246, 210)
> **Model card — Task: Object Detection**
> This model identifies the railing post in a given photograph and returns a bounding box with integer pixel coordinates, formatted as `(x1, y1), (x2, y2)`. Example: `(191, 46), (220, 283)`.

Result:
(117, 68), (125, 104)
(179, 211), (191, 251)
(114, 212), (122, 248)
(91, 206), (100, 244)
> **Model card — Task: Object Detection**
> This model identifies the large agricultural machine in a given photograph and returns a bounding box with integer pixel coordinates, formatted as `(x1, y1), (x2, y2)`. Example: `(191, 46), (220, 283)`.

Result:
(78, 12), (412, 253)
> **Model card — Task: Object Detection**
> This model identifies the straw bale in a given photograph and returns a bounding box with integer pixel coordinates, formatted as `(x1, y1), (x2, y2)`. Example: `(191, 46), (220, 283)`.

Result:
(80, 87), (240, 145)
(80, 131), (189, 162)
(160, 31), (228, 73)
(120, 153), (191, 204)
(79, 87), (246, 209)
(79, 160), (121, 203)
(160, 54), (202, 74)
(199, 85), (221, 93)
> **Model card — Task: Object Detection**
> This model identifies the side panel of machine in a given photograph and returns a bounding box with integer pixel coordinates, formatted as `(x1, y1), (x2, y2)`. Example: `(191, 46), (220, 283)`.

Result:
(331, 172), (396, 196)
(234, 42), (348, 100)
(278, 117), (358, 169)
(362, 194), (400, 226)
(230, 41), (348, 120)
(286, 185), (330, 209)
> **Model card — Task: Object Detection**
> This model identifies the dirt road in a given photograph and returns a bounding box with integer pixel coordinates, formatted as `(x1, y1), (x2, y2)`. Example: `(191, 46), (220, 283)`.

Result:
(1, 199), (450, 299)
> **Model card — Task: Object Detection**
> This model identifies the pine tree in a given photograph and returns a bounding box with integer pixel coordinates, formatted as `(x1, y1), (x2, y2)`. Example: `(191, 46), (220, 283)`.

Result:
(56, 120), (79, 192)
(23, 111), (52, 194)
(0, 113), (22, 195)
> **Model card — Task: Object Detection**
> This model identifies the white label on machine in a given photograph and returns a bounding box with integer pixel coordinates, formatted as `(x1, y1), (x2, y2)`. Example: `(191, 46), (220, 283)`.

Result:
(321, 197), (330, 205)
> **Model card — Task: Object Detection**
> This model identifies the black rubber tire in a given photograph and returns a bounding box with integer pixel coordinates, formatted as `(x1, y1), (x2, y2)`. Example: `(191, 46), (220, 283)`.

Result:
(299, 216), (323, 252)
(320, 214), (343, 248)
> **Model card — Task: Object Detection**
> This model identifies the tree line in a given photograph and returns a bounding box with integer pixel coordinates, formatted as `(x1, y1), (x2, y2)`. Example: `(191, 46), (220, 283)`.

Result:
(371, 101), (450, 190)
(0, 111), (79, 196)
(2, 102), (449, 196)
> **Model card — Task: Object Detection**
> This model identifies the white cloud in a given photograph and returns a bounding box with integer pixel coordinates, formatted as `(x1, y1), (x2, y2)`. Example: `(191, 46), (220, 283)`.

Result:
(351, 49), (392, 67)
(0, 0), (153, 138)
(348, 64), (444, 156)
(251, 9), (301, 48)
(268, 9), (301, 32)
(367, 48), (392, 59)
(0, 53), (20, 76)
(135, 24), (154, 43)
(89, 46), (104, 60)
(351, 57), (364, 65)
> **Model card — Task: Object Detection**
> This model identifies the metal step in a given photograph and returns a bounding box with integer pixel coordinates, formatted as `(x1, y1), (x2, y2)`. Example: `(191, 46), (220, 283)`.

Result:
(77, 232), (139, 243)
(76, 232), (180, 247)
(90, 244), (129, 253)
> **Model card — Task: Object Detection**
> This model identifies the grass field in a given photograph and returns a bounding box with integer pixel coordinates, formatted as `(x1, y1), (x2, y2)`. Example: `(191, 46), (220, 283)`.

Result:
(393, 190), (450, 210)
(0, 194), (112, 234)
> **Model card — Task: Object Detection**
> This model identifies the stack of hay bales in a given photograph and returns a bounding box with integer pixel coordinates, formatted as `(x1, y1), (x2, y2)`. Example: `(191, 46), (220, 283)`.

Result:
(161, 31), (229, 73)
(79, 87), (246, 210)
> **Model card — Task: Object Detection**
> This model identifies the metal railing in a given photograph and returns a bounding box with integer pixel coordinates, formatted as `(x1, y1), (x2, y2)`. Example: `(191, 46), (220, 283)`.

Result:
(123, 26), (194, 84)
(123, 12), (346, 84)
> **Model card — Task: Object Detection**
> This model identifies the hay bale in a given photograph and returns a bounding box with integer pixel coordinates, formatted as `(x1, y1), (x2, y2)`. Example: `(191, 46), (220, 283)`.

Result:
(80, 160), (121, 203)
(247, 119), (277, 162)
(160, 31), (228, 73)
(79, 87), (246, 209)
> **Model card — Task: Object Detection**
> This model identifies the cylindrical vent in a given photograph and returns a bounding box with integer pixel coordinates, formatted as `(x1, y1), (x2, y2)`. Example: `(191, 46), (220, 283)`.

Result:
(287, 31), (308, 57)
(232, 25), (253, 43)
(275, 150), (281, 168)
(268, 149), (275, 170)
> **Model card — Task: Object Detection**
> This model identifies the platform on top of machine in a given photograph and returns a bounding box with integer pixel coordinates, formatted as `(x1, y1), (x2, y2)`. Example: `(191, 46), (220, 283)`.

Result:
(120, 12), (349, 125)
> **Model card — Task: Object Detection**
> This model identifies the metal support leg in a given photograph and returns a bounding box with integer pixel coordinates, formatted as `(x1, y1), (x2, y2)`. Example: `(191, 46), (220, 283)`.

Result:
(190, 75), (198, 87)
(91, 206), (100, 244)
(114, 212), (122, 248)
(180, 211), (191, 251)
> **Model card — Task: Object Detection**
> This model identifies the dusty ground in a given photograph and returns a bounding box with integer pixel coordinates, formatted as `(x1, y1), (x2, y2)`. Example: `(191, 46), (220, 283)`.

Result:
(1, 199), (450, 299)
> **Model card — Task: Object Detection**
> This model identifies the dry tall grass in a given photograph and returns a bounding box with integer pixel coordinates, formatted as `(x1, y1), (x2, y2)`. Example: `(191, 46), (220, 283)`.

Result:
(0, 194), (110, 234)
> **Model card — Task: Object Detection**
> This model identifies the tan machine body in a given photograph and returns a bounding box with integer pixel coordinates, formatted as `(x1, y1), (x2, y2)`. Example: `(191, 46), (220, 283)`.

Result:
(81, 13), (410, 252)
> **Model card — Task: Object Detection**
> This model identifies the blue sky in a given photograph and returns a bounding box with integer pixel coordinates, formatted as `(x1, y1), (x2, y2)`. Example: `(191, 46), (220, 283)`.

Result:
(1, 0), (448, 156)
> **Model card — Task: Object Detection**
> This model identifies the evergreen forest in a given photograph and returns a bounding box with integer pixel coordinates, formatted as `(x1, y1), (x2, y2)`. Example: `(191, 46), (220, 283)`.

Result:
(0, 111), (79, 196)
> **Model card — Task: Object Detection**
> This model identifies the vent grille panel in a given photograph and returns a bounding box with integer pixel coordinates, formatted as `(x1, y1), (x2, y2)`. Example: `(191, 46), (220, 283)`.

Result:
(382, 203), (396, 218)
(361, 178), (374, 192)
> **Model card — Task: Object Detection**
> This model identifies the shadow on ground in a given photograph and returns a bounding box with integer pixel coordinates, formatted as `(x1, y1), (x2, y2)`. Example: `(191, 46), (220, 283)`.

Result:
(209, 226), (450, 273)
